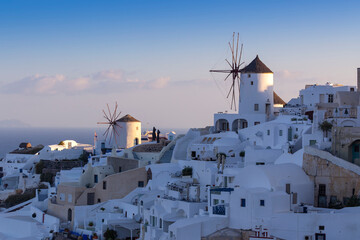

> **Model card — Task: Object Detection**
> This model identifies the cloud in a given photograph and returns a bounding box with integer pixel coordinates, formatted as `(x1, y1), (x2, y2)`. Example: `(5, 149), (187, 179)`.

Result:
(145, 77), (170, 89)
(0, 70), (171, 95)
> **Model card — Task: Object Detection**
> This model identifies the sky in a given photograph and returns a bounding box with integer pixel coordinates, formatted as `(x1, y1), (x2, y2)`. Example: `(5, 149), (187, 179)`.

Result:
(1, 0), (360, 129)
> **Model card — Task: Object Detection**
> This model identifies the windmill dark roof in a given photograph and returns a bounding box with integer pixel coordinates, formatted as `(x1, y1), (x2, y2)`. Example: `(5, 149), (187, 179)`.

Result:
(241, 55), (273, 73)
(117, 114), (140, 122)
(274, 91), (286, 106)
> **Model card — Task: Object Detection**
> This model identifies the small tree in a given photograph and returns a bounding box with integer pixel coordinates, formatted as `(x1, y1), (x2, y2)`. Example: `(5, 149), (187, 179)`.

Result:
(319, 121), (333, 138)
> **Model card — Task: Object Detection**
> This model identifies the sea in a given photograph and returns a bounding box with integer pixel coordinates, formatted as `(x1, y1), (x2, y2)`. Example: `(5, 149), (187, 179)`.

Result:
(0, 127), (188, 159)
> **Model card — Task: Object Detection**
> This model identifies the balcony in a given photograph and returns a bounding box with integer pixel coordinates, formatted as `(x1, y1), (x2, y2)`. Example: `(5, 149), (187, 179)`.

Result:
(212, 205), (226, 215)
(324, 108), (357, 119)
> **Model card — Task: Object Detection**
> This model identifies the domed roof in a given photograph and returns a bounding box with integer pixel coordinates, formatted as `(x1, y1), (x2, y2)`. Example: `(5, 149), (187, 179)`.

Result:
(241, 55), (273, 73)
(116, 114), (140, 122)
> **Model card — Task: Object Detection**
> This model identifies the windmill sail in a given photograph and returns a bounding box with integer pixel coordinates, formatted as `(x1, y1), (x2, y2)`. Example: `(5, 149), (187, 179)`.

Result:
(97, 102), (122, 148)
(210, 32), (244, 111)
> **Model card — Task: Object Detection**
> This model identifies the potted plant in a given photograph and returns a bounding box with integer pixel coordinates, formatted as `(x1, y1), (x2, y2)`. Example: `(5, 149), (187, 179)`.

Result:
(319, 121), (332, 141)
(93, 233), (98, 239)
(239, 151), (245, 162)
(100, 207), (105, 211)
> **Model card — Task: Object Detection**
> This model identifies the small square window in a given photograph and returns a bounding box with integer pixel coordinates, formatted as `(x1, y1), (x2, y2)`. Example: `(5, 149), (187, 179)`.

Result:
(248, 74), (251, 78)
(267, 130), (270, 135)
(251, 81), (254, 85)
(260, 199), (265, 206)
(254, 104), (259, 111)
(241, 198), (246, 207)
(328, 94), (334, 103)
(138, 181), (144, 187)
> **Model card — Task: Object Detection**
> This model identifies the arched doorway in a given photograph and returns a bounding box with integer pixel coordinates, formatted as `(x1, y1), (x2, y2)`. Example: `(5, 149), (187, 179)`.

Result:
(232, 119), (248, 132)
(215, 119), (229, 132)
(67, 208), (72, 222)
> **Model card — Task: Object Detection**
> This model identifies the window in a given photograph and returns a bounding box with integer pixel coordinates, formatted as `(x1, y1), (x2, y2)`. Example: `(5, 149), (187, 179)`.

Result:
(267, 130), (270, 135)
(254, 122), (260, 125)
(138, 181), (144, 187)
(94, 174), (98, 183)
(241, 198), (246, 207)
(319, 184), (326, 196)
(256, 162), (265, 165)
(351, 87), (355, 92)
(286, 183), (291, 194)
(119, 167), (122, 172)
(97, 198), (101, 203)
(213, 199), (219, 205)
(296, 128), (298, 132)
(292, 192), (298, 204)
(103, 181), (107, 190)
(68, 194), (72, 203)
(328, 94), (334, 103)
(248, 74), (251, 78)
(191, 151), (196, 158)
(260, 200), (265, 206)
(279, 130), (283, 136)
(60, 193), (65, 201)
(251, 81), (254, 85)
(254, 104), (259, 111)
(159, 218), (162, 228)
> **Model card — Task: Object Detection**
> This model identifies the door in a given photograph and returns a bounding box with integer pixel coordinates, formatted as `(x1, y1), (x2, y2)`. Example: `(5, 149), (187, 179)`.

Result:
(67, 208), (72, 222)
(352, 143), (360, 163)
(87, 193), (95, 205)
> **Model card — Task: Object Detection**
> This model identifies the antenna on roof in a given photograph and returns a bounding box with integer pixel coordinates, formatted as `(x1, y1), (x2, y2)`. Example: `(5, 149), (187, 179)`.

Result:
(210, 32), (244, 111)
(97, 102), (122, 148)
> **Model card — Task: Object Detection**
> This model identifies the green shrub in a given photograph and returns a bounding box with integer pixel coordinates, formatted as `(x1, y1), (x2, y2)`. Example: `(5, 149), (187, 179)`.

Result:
(103, 228), (117, 240)
(4, 189), (36, 208)
(182, 166), (192, 176)
(35, 161), (45, 174)
(40, 172), (54, 185)
(345, 195), (360, 207)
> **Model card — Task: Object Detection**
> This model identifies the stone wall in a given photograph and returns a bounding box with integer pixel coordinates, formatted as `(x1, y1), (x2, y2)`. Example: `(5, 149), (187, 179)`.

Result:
(331, 126), (360, 165)
(107, 156), (139, 173)
(303, 146), (360, 207)
(76, 167), (147, 204)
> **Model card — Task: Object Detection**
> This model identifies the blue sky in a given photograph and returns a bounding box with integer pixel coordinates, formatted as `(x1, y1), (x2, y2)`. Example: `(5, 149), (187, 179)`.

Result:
(1, 0), (360, 129)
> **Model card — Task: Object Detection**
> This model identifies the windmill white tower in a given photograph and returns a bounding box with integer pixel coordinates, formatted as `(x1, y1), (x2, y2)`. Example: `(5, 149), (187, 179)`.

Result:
(238, 55), (274, 123)
(97, 103), (142, 149)
(116, 114), (141, 149)
(211, 33), (275, 132)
